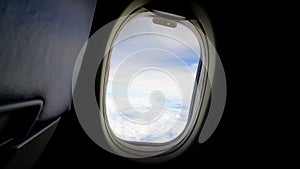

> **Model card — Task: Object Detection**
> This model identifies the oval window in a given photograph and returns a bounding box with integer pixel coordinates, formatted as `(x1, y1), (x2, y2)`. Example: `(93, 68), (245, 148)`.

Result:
(104, 11), (204, 144)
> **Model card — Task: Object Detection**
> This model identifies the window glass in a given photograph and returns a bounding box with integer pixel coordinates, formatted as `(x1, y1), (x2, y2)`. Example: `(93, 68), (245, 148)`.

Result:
(105, 12), (201, 143)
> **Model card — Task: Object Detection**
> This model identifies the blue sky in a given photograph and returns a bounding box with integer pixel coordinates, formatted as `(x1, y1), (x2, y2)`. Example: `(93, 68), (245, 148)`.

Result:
(105, 13), (201, 143)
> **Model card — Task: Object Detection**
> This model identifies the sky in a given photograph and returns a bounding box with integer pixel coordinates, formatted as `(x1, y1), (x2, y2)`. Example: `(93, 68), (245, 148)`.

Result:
(105, 13), (201, 143)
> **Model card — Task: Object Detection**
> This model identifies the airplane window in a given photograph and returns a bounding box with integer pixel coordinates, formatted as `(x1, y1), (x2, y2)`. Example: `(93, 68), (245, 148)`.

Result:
(104, 12), (203, 144)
